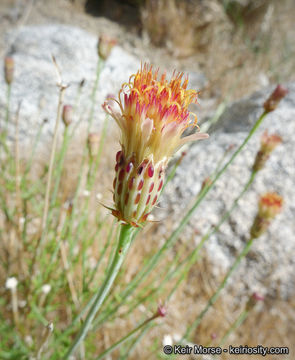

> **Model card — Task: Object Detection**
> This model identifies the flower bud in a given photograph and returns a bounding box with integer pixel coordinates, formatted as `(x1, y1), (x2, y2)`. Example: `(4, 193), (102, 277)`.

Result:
(87, 132), (100, 158)
(246, 292), (264, 311)
(4, 56), (14, 85)
(250, 192), (283, 239)
(62, 105), (73, 127)
(156, 304), (167, 318)
(200, 176), (213, 193)
(97, 35), (117, 60)
(252, 131), (282, 172)
(104, 64), (208, 226)
(263, 85), (288, 113)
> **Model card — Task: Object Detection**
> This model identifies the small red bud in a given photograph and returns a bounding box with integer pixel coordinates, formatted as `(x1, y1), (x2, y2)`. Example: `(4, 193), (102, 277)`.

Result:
(252, 292), (264, 302)
(263, 85), (288, 112)
(157, 304), (167, 318)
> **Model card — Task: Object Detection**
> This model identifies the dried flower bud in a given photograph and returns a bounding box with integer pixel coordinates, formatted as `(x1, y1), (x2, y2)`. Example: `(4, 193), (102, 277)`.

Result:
(263, 85), (288, 113)
(104, 64), (208, 226)
(246, 292), (264, 310)
(4, 56), (14, 85)
(250, 192), (283, 238)
(97, 35), (117, 60)
(87, 132), (100, 158)
(252, 131), (282, 172)
(62, 105), (73, 127)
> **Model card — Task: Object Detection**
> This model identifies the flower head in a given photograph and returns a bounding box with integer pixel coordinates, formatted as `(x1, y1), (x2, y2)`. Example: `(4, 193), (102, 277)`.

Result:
(258, 192), (283, 220)
(250, 192), (283, 238)
(104, 64), (208, 226)
(252, 130), (282, 172)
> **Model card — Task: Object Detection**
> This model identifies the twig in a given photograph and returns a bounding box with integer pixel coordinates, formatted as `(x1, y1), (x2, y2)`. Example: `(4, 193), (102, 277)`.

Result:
(31, 56), (68, 278)
(36, 323), (54, 360)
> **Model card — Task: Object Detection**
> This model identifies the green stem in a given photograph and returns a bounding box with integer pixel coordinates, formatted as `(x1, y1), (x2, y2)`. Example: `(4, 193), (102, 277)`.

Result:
(63, 224), (136, 359)
(86, 219), (116, 288)
(95, 315), (157, 360)
(167, 171), (257, 301)
(5, 84), (11, 132)
(183, 236), (256, 341)
(219, 309), (249, 346)
(120, 323), (154, 360)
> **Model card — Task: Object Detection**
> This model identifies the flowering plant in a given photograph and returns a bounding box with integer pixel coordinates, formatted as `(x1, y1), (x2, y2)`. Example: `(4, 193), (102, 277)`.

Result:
(104, 64), (208, 226)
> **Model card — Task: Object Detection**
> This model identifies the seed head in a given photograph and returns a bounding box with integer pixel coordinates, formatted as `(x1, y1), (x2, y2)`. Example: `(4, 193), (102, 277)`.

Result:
(104, 64), (208, 226)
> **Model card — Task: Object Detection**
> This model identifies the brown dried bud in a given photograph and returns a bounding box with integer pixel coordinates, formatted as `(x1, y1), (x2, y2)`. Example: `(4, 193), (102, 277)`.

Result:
(252, 131), (282, 172)
(250, 192), (283, 239)
(62, 105), (73, 127)
(4, 56), (14, 85)
(98, 35), (117, 60)
(88, 132), (100, 158)
(263, 85), (288, 113)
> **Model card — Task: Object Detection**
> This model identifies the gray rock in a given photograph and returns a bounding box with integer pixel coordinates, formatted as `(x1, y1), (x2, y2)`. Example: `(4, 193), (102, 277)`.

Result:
(212, 83), (295, 133)
(0, 24), (140, 141)
(160, 83), (295, 300)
